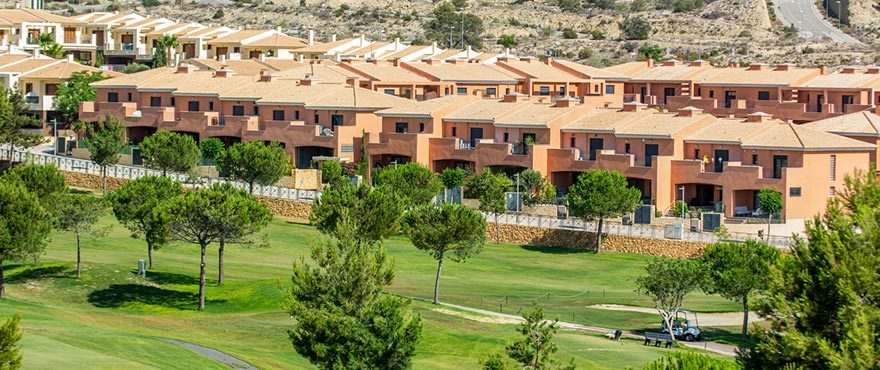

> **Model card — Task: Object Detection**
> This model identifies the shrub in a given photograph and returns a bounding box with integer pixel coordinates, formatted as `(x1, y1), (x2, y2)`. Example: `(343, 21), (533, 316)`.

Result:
(562, 28), (577, 39)
(672, 200), (688, 218)
(591, 28), (605, 40)
(442, 167), (467, 189)
(213, 8), (224, 18)
(620, 17), (651, 40)
(557, 0), (583, 12)
(141, 0), (160, 7)
(578, 47), (593, 60)
(199, 138), (224, 161)
(321, 160), (344, 185)
(642, 351), (738, 370)
(630, 0), (647, 11)
(121, 63), (150, 74)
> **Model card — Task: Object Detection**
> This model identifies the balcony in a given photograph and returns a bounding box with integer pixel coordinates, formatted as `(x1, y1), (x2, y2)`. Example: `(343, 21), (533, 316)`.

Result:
(62, 33), (97, 47)
(104, 43), (148, 58)
(137, 106), (175, 127)
(79, 101), (139, 123)
(367, 132), (423, 159)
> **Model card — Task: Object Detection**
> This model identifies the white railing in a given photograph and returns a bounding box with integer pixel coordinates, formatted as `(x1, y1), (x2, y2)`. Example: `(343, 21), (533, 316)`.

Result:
(481, 211), (794, 248)
(1, 149), (319, 202)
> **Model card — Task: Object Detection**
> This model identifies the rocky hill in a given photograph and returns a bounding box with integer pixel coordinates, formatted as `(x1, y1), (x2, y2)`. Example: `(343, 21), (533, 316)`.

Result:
(34, 0), (878, 66)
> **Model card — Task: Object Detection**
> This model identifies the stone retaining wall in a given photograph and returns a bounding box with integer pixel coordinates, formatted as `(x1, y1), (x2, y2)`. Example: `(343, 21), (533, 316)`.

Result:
(486, 222), (706, 259)
(63, 171), (129, 190)
(257, 196), (312, 222)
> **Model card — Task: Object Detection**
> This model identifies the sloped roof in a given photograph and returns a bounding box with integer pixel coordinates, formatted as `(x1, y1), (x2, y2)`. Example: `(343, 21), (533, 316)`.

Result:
(553, 59), (628, 80)
(497, 59), (585, 82)
(20, 60), (119, 79)
(799, 71), (880, 89)
(246, 33), (308, 48)
(444, 99), (530, 122)
(741, 122), (876, 150)
(0, 9), (84, 26)
(700, 65), (818, 86)
(341, 62), (431, 82)
(802, 111), (880, 137)
(208, 30), (269, 44)
(376, 94), (476, 117)
(404, 62), (522, 83)
(494, 101), (584, 127)
(562, 108), (655, 132)
(294, 37), (357, 53)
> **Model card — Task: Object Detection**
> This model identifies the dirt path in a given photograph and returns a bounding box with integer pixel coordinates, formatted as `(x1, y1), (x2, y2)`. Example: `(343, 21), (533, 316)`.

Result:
(161, 339), (257, 369)
(421, 299), (740, 357)
(587, 304), (763, 327)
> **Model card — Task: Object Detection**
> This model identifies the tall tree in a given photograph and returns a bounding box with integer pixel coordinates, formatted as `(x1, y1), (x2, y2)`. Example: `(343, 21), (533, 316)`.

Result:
(139, 130), (201, 177)
(153, 34), (179, 67)
(424, 1), (485, 49)
(0, 182), (53, 298)
(376, 162), (443, 206)
(84, 116), (124, 195)
(403, 203), (486, 304)
(635, 257), (705, 343)
(506, 305), (576, 370)
(217, 141), (290, 193)
(54, 71), (110, 123)
(567, 170), (640, 252)
(310, 183), (404, 247)
(211, 183), (272, 286)
(0, 163), (67, 209)
(741, 169), (880, 368)
(0, 86), (41, 163)
(160, 183), (267, 310)
(757, 187), (783, 239)
(701, 240), (780, 339)
(199, 137), (224, 163)
(56, 194), (108, 278)
(0, 314), (22, 369)
(284, 228), (422, 369)
(466, 169), (512, 243)
(108, 176), (181, 269)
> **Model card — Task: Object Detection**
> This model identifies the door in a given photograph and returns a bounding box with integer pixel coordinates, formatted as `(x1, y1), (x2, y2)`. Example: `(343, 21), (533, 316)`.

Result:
(663, 87), (675, 104)
(469, 127), (483, 147)
(640, 86), (647, 103)
(816, 94), (824, 113)
(588, 138), (603, 161)
(64, 28), (75, 44)
(644, 144), (659, 167)
(120, 34), (134, 45)
(95, 30), (104, 46)
(842, 95), (854, 113)
(724, 91), (736, 108)
(183, 44), (196, 59)
(249, 50), (262, 59)
(773, 155), (788, 179)
(215, 47), (228, 60)
(714, 150), (729, 172)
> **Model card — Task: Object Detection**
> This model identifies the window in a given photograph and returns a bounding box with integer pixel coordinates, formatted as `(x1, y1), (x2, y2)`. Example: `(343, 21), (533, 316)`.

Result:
(456, 87), (467, 95)
(127, 92), (132, 102)
(539, 86), (550, 96)
(233, 47), (240, 53)
(625, 143), (631, 154)
(452, 127), (457, 136)
(605, 85), (615, 94)
(757, 91), (770, 100)
(569, 137), (575, 148)
(384, 89), (395, 95)
(395, 122), (408, 133)
(188, 101), (200, 112)
(789, 187), (802, 197)
(45, 84), (58, 95)
(694, 149), (700, 160)
(486, 87), (497, 96)
(208, 101), (214, 111)
(150, 96), (161, 107)
(503, 132), (509, 142)
(505, 88), (510, 95)
(253, 106), (259, 115)
(709, 90), (714, 98)
(25, 83), (33, 94)
(752, 154), (758, 165)
(273, 110), (285, 121)
(171, 97), (175, 106)
(419, 122), (424, 132)
(560, 86), (566, 96)
(232, 105), (245, 116)
(331, 114), (343, 127)
(294, 110), (300, 120)
(830, 155), (836, 181)
(314, 114), (319, 124)
(107, 92), (118, 102)
(829, 186), (836, 197)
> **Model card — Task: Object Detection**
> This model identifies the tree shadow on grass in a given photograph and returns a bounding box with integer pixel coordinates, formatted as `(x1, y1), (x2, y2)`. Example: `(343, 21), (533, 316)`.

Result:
(6, 265), (70, 283)
(520, 245), (595, 255)
(87, 284), (226, 310)
(285, 220), (310, 226)
(141, 270), (202, 286)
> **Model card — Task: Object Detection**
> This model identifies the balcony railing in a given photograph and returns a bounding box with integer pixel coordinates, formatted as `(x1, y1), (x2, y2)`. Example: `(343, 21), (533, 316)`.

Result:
(511, 143), (529, 156)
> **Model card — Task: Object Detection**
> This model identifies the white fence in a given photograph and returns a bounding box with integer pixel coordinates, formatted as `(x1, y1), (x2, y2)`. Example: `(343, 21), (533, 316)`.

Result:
(483, 212), (794, 248)
(1, 149), (319, 201)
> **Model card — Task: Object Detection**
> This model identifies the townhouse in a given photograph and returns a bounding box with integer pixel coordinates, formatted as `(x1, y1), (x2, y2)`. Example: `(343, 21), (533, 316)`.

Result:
(0, 9), (97, 64)
(605, 59), (715, 105)
(207, 29), (308, 60)
(802, 109), (880, 163)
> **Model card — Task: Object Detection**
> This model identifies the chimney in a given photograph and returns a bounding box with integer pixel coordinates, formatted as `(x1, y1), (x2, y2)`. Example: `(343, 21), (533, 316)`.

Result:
(214, 67), (235, 78)
(173, 53), (180, 67)
(331, 34), (337, 42)
(746, 111), (772, 123)
(867, 67), (880, 74)
(359, 34), (366, 45)
(308, 29), (314, 46)
(345, 77), (358, 87)
(747, 63), (767, 71)
(66, 53), (74, 62)
(621, 101), (647, 112)
(819, 65), (828, 75)
(676, 106), (703, 117)
(448, 58), (465, 65)
(259, 69), (272, 82)
(502, 92), (528, 103)
(297, 54), (304, 63)
(729, 62), (739, 68)
(219, 54), (226, 64)
(544, 56), (552, 65)
(689, 60), (708, 67)
(32, 48), (39, 59)
(300, 75), (318, 86)
(554, 96), (578, 108)
(661, 60), (679, 67)
(775, 63), (795, 71)
(425, 58), (440, 65)
(646, 59), (654, 68)
(841, 66), (858, 74)
(465, 45), (473, 58)
(176, 63), (194, 74)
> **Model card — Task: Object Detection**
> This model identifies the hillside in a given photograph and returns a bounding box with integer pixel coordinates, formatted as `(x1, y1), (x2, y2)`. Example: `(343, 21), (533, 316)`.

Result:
(36, 0), (878, 66)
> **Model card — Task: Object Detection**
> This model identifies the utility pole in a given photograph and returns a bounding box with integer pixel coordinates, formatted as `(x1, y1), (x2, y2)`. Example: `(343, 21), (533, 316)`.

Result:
(51, 118), (58, 155)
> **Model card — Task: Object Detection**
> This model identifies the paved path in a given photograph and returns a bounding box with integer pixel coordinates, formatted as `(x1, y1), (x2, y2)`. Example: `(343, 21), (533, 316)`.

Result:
(161, 339), (257, 369)
(772, 0), (860, 43)
(416, 298), (739, 357)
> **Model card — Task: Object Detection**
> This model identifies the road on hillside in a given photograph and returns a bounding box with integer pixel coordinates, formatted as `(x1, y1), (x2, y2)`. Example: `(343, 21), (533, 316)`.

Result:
(772, 0), (860, 43)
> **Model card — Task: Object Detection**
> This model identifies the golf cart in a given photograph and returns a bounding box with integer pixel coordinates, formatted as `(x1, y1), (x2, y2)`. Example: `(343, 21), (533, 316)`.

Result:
(661, 309), (702, 341)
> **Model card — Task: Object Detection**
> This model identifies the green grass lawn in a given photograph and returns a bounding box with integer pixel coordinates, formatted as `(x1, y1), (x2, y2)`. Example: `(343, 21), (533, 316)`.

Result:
(2, 216), (740, 369)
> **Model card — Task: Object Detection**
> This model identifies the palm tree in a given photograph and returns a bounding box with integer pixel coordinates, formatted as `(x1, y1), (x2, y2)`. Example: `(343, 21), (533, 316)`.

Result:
(43, 43), (65, 59)
(155, 35), (179, 67)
